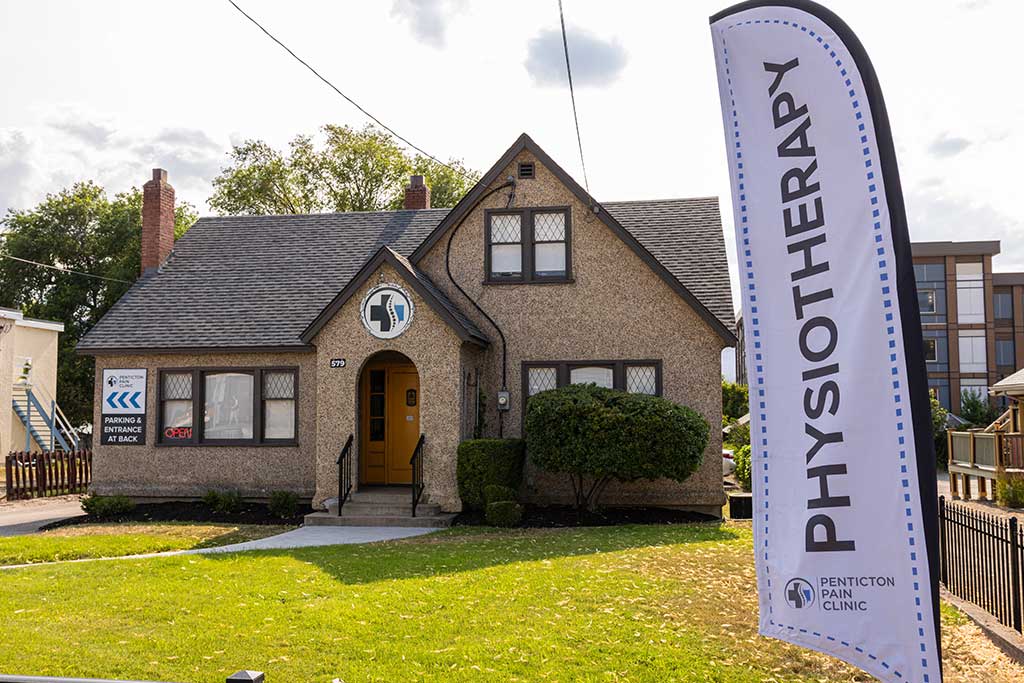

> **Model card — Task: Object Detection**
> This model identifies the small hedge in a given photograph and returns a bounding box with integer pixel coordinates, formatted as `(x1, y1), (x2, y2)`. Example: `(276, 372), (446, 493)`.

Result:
(486, 500), (524, 527)
(457, 438), (525, 510)
(734, 445), (752, 492)
(484, 484), (517, 505)
(81, 494), (135, 519)
(997, 472), (1024, 508)
(203, 490), (243, 514)
(268, 491), (300, 519)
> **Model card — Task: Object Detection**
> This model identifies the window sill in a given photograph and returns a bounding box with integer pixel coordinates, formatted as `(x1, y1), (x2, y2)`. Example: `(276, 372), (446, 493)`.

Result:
(155, 441), (300, 448)
(482, 277), (575, 286)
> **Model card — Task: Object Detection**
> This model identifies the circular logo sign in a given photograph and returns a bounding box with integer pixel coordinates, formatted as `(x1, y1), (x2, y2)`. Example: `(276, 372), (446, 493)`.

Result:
(784, 578), (815, 609)
(360, 284), (414, 339)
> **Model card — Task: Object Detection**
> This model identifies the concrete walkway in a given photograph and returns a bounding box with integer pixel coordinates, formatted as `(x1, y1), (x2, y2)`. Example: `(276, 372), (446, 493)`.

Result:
(0, 495), (85, 537)
(0, 524), (437, 570)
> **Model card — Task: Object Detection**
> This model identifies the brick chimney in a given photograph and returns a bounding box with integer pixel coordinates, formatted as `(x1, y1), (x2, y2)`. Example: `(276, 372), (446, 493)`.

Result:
(403, 175), (430, 210)
(141, 168), (175, 276)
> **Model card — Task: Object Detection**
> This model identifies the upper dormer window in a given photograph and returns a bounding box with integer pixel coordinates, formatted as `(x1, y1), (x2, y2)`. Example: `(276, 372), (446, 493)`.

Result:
(485, 207), (571, 284)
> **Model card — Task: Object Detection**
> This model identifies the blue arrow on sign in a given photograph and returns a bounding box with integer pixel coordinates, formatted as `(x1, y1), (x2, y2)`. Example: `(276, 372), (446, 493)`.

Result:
(117, 392), (130, 409)
(128, 392), (141, 409)
(106, 393), (119, 410)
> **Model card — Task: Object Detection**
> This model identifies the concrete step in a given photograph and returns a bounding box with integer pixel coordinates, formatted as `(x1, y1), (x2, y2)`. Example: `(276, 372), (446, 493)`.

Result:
(331, 501), (442, 517)
(304, 511), (455, 528)
(347, 488), (417, 504)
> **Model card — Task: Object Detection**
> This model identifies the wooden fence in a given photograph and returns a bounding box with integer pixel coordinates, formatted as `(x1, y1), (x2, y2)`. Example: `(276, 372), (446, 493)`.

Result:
(4, 450), (92, 500)
(938, 496), (1023, 633)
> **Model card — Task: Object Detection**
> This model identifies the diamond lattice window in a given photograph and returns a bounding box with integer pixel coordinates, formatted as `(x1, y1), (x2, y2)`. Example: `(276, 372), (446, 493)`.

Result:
(490, 214), (522, 243)
(626, 366), (657, 395)
(162, 372), (192, 400)
(533, 212), (565, 242)
(528, 367), (558, 396)
(263, 371), (295, 399)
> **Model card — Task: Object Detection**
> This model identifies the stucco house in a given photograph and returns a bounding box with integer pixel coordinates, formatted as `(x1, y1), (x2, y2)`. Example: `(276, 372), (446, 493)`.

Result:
(2, 307), (78, 455)
(78, 134), (735, 523)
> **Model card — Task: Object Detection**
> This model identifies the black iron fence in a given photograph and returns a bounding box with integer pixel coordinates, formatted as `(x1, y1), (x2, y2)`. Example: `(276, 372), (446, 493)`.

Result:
(938, 496), (1023, 633)
(336, 434), (353, 516)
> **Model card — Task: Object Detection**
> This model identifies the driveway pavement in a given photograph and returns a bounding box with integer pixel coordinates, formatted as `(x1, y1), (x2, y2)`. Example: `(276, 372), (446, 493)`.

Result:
(0, 495), (85, 536)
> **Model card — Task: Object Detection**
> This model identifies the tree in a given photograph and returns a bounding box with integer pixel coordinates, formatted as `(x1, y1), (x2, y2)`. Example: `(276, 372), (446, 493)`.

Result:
(930, 392), (949, 470)
(722, 379), (749, 420)
(0, 183), (196, 428)
(960, 389), (998, 429)
(209, 124), (479, 215)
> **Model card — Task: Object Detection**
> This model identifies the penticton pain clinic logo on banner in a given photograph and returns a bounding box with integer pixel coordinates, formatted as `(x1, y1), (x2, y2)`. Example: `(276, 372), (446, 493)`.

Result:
(361, 284), (415, 340)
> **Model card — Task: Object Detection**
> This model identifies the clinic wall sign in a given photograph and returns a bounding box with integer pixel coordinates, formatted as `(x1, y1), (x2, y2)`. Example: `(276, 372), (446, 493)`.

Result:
(360, 284), (414, 340)
(100, 369), (147, 445)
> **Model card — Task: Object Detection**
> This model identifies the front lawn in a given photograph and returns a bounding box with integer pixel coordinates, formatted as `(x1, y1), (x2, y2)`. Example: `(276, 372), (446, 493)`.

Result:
(0, 524), (1019, 682)
(0, 522), (293, 565)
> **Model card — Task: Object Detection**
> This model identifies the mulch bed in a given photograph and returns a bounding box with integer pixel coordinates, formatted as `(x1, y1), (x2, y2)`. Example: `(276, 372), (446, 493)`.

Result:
(454, 505), (716, 528)
(40, 501), (311, 531)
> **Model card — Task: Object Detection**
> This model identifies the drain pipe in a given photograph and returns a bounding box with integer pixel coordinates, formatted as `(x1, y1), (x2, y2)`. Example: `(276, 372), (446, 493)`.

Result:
(445, 178), (516, 437)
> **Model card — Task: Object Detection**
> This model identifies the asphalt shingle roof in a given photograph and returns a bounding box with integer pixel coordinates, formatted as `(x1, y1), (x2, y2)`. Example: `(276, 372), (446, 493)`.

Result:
(78, 199), (733, 352)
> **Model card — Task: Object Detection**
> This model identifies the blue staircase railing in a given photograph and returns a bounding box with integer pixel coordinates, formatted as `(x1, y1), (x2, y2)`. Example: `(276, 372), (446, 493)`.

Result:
(11, 385), (79, 452)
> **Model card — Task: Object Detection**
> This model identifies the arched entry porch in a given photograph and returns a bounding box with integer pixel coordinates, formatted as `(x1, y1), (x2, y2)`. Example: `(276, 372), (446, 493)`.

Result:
(358, 350), (420, 486)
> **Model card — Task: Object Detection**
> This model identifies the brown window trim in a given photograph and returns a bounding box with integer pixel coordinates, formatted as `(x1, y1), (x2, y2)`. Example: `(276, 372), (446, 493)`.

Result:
(521, 359), (663, 419)
(484, 207), (572, 284)
(157, 366), (299, 447)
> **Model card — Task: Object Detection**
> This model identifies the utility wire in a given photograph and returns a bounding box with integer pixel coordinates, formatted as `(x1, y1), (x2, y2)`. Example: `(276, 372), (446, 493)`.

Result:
(557, 0), (591, 198)
(0, 253), (131, 284)
(226, 0), (471, 180)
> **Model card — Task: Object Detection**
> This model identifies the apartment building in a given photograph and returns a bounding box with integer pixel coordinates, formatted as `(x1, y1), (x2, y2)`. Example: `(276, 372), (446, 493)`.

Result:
(733, 240), (1024, 415)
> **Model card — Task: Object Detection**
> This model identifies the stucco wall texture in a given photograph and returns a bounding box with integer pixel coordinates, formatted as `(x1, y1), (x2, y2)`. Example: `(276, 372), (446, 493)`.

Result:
(311, 263), (469, 511)
(91, 352), (317, 499)
(418, 150), (728, 513)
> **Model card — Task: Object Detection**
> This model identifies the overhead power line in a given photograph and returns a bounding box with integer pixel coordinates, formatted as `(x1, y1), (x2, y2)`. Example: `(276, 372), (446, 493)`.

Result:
(0, 253), (131, 284)
(557, 0), (591, 198)
(225, 0), (471, 180)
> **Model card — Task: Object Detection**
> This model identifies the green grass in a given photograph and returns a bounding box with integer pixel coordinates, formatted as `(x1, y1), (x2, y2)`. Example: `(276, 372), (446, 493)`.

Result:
(0, 523), (293, 565)
(0, 524), (1012, 682)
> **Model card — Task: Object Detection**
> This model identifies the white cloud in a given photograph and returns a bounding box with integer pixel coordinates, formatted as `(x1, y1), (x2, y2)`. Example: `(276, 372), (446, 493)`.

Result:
(927, 133), (972, 158)
(390, 0), (465, 48)
(0, 130), (37, 218)
(49, 119), (115, 147)
(524, 26), (627, 87)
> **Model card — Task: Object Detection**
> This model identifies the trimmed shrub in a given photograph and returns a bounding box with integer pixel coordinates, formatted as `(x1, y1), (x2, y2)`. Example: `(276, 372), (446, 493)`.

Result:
(734, 445), (752, 492)
(457, 439), (525, 510)
(203, 490), (244, 514)
(484, 484), (517, 505)
(81, 494), (135, 519)
(485, 500), (523, 527)
(268, 491), (300, 519)
(997, 472), (1024, 508)
(526, 384), (709, 511)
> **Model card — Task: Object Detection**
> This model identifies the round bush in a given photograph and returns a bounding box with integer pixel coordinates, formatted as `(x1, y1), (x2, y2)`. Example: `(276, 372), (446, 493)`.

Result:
(485, 500), (523, 527)
(268, 491), (299, 519)
(484, 484), (517, 504)
(457, 439), (525, 510)
(525, 384), (709, 509)
(81, 494), (135, 519)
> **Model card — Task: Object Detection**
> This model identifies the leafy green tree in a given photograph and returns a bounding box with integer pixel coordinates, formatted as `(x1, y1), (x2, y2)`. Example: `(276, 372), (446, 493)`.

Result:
(931, 392), (949, 470)
(210, 124), (479, 215)
(0, 183), (196, 428)
(960, 389), (998, 429)
(722, 379), (749, 420)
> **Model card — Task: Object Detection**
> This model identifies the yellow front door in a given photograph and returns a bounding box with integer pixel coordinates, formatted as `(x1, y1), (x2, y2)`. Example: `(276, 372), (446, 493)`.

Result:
(361, 362), (420, 485)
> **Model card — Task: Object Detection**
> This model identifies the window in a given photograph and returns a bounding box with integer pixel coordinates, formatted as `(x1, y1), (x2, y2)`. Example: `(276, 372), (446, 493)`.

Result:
(524, 360), (661, 399)
(158, 367), (298, 445)
(923, 338), (938, 363)
(918, 290), (936, 314)
(996, 339), (1015, 367)
(995, 290), (1013, 320)
(958, 330), (987, 373)
(367, 369), (385, 442)
(960, 378), (988, 404)
(262, 371), (296, 441)
(517, 161), (535, 179)
(488, 213), (522, 278)
(485, 208), (571, 283)
(928, 378), (951, 411)
(956, 262), (985, 323)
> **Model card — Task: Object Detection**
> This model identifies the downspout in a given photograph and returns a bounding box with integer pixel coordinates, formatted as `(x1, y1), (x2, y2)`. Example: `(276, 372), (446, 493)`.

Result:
(445, 178), (516, 437)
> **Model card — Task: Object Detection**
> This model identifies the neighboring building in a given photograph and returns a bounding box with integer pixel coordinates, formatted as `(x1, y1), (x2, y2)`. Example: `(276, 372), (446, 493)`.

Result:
(1, 307), (78, 454)
(78, 134), (736, 518)
(912, 241), (1024, 413)
(733, 239), (1024, 416)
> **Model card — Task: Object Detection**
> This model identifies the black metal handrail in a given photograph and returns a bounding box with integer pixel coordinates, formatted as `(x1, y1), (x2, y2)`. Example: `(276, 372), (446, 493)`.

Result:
(336, 434), (354, 516)
(410, 434), (425, 517)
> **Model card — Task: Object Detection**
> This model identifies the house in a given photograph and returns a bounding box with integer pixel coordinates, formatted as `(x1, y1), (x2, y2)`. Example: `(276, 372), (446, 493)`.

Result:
(1, 307), (79, 454)
(78, 134), (735, 521)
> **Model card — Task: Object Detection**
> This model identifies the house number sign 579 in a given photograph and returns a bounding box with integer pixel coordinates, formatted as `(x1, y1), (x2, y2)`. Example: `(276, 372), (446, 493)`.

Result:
(330, 358), (347, 369)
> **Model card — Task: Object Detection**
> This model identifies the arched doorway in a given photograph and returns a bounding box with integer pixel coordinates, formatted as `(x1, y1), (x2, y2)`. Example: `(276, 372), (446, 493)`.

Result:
(359, 351), (420, 485)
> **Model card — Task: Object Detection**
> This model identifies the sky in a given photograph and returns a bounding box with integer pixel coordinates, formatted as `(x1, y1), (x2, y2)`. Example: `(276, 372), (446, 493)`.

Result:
(0, 0), (1021, 379)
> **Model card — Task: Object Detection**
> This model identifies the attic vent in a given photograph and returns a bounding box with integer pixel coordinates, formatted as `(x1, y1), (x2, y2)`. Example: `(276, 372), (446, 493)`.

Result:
(517, 162), (535, 179)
